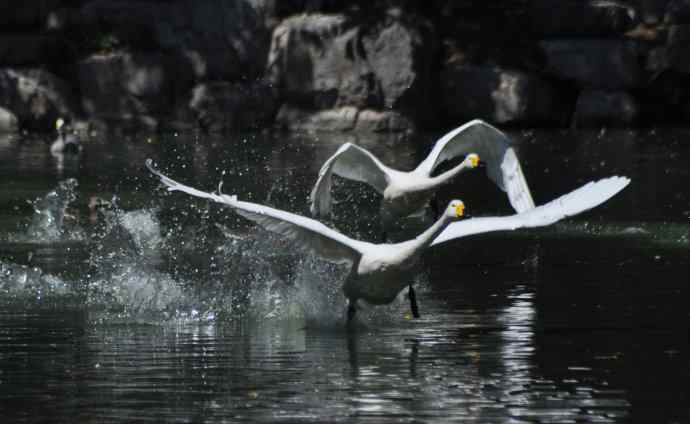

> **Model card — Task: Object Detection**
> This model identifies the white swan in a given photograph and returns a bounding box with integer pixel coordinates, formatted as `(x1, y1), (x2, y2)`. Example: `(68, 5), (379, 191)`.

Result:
(146, 159), (629, 324)
(310, 119), (535, 223)
(50, 118), (81, 155)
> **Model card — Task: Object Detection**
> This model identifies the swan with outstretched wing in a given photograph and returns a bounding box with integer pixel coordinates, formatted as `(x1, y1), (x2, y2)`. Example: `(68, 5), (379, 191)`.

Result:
(147, 159), (629, 325)
(310, 119), (535, 223)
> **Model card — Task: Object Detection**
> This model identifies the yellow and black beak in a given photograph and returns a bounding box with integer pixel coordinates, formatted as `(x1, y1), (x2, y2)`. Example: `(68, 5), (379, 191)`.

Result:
(455, 202), (465, 218)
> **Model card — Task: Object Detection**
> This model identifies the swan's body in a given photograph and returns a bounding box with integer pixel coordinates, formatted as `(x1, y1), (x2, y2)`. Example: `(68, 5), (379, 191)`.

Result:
(311, 119), (535, 223)
(50, 118), (81, 155)
(147, 159), (629, 323)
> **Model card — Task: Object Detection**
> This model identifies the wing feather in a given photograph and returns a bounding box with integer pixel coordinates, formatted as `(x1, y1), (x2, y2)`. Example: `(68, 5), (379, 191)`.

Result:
(416, 120), (536, 213)
(310, 143), (392, 217)
(146, 159), (367, 265)
(432, 176), (630, 246)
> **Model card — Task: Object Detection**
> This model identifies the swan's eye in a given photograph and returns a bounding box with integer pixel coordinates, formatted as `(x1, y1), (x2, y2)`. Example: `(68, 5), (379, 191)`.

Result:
(468, 154), (480, 168)
(454, 202), (465, 217)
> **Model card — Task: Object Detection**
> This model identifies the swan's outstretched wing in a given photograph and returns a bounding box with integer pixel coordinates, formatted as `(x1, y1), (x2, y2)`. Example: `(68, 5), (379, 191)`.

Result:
(432, 176), (630, 246)
(146, 160), (367, 265)
(416, 119), (535, 213)
(310, 143), (394, 217)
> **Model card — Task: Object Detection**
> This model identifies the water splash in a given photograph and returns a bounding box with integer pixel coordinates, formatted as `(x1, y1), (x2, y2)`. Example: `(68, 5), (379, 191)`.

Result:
(0, 259), (71, 302)
(16, 178), (86, 242)
(0, 180), (428, 327)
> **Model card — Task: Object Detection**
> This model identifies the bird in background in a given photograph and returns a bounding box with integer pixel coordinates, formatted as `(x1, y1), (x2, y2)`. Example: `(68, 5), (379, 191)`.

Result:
(50, 118), (81, 155)
(147, 159), (629, 326)
(310, 119), (535, 226)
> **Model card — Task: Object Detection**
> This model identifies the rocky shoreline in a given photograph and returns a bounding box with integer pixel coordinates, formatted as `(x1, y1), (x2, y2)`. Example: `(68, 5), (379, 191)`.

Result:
(0, 0), (688, 135)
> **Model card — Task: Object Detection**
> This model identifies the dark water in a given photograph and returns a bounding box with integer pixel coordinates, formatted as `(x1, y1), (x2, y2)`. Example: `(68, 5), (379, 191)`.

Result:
(0, 128), (688, 423)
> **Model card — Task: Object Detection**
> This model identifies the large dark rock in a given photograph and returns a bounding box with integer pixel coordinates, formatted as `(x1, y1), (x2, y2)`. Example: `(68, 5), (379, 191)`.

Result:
(0, 106), (18, 133)
(0, 68), (80, 131)
(266, 14), (381, 109)
(530, 0), (638, 36)
(267, 11), (435, 129)
(573, 90), (639, 127)
(189, 81), (277, 132)
(77, 52), (194, 125)
(0, 35), (69, 66)
(361, 9), (436, 120)
(440, 65), (561, 125)
(540, 40), (641, 89)
(79, 0), (270, 81)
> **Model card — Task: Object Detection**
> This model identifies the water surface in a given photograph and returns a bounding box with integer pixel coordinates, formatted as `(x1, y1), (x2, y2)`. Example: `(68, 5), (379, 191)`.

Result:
(0, 128), (688, 423)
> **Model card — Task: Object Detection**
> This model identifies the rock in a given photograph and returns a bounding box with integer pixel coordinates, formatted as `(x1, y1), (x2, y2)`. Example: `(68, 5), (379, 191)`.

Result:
(79, 0), (166, 50)
(540, 39), (641, 89)
(666, 25), (690, 73)
(0, 106), (18, 132)
(0, 35), (69, 66)
(0, 1), (61, 29)
(79, 0), (270, 81)
(76, 52), (194, 124)
(440, 65), (561, 125)
(573, 90), (639, 127)
(266, 14), (381, 109)
(276, 105), (359, 131)
(275, 105), (413, 132)
(361, 11), (436, 120)
(355, 109), (414, 132)
(189, 81), (277, 132)
(0, 68), (80, 131)
(530, 0), (638, 36)
(267, 12), (436, 127)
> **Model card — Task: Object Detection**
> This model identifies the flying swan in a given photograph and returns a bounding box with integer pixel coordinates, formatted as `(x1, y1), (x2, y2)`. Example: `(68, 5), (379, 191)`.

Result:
(310, 119), (535, 224)
(146, 159), (629, 324)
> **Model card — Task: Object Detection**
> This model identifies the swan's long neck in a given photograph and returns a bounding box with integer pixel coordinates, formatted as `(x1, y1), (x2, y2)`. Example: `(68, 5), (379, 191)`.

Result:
(426, 161), (471, 188)
(408, 213), (452, 253)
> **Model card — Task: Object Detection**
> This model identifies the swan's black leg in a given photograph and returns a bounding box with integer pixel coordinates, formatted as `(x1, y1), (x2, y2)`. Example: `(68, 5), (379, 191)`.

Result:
(408, 285), (420, 318)
(347, 301), (357, 326)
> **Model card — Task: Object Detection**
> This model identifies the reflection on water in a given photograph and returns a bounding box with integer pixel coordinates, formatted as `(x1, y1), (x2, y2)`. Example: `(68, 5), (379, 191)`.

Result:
(0, 129), (688, 422)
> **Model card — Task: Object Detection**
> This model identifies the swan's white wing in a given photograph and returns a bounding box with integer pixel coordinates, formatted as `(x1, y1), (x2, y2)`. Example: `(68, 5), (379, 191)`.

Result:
(146, 159), (368, 265)
(416, 119), (535, 213)
(432, 176), (630, 246)
(310, 143), (393, 217)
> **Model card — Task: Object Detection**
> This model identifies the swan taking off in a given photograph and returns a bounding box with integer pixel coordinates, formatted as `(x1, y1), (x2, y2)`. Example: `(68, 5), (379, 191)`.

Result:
(310, 119), (535, 224)
(146, 159), (629, 325)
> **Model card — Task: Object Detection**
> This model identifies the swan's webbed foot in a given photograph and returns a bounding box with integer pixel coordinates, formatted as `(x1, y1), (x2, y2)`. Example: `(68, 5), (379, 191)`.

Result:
(408, 285), (420, 318)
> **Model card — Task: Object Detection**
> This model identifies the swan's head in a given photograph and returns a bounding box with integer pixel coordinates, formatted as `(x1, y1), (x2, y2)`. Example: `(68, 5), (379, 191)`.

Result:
(446, 199), (465, 219)
(55, 118), (65, 131)
(466, 153), (480, 168)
